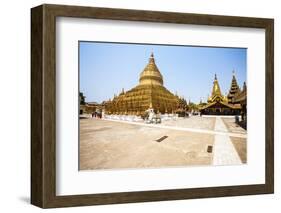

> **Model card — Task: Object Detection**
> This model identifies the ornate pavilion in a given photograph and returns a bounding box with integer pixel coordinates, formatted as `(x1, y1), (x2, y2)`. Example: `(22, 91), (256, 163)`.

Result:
(104, 53), (185, 115)
(199, 73), (246, 116)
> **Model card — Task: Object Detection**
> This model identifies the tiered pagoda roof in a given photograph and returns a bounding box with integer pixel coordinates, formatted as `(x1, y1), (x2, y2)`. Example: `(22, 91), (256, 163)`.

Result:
(233, 81), (247, 104)
(227, 71), (241, 103)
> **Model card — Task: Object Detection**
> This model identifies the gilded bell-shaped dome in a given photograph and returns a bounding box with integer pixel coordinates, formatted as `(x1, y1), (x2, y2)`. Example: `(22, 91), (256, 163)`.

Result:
(139, 53), (163, 86)
(105, 52), (181, 115)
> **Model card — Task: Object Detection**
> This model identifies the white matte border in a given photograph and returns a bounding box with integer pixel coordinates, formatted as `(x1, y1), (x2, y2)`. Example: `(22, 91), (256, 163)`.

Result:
(56, 17), (265, 195)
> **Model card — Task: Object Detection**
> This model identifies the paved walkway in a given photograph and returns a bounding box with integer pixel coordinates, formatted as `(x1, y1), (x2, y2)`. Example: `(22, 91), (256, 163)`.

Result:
(212, 117), (242, 165)
(103, 118), (246, 138)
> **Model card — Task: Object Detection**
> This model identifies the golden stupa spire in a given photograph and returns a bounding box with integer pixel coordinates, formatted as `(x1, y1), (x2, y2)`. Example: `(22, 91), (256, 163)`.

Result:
(139, 53), (163, 86)
(150, 52), (154, 59)
(212, 73), (222, 97)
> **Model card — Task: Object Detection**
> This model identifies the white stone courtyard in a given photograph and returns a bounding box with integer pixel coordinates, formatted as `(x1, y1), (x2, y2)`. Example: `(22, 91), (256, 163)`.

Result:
(79, 115), (247, 170)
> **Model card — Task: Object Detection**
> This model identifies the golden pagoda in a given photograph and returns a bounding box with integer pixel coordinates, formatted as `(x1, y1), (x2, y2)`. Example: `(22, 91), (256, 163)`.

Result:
(104, 53), (181, 115)
(200, 74), (241, 115)
(207, 74), (228, 103)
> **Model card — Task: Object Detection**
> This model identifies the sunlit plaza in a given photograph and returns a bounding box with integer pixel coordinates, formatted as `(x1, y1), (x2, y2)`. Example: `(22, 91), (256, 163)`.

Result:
(79, 115), (246, 170)
(79, 43), (247, 170)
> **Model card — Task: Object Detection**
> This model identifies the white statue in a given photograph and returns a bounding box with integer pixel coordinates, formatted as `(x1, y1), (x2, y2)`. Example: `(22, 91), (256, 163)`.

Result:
(145, 108), (161, 124)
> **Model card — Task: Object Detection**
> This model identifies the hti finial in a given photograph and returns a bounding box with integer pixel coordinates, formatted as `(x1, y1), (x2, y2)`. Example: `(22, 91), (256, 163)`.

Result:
(149, 52), (155, 63)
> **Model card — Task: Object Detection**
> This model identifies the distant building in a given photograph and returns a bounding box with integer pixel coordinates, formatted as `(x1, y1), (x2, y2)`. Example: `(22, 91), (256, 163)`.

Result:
(80, 99), (104, 115)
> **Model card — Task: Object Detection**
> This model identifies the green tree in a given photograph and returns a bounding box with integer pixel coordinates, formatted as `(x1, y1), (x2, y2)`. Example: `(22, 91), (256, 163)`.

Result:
(79, 92), (86, 105)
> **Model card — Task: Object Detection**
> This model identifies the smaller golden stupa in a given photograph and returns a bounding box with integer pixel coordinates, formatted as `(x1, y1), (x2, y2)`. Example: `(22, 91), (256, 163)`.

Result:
(105, 53), (182, 115)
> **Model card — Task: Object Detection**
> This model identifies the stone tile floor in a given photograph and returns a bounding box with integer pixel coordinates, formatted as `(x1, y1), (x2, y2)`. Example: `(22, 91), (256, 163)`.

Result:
(222, 118), (247, 134)
(80, 118), (214, 170)
(161, 116), (216, 131)
(79, 116), (247, 170)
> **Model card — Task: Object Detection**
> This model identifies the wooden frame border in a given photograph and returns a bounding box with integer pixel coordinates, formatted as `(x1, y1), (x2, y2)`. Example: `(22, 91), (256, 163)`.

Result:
(31, 4), (274, 208)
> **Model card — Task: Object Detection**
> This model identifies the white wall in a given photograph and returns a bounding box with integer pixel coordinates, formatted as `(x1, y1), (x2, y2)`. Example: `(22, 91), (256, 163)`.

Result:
(0, 0), (279, 212)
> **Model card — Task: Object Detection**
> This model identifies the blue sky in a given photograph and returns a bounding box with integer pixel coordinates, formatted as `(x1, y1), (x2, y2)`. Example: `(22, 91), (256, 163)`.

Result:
(79, 41), (246, 103)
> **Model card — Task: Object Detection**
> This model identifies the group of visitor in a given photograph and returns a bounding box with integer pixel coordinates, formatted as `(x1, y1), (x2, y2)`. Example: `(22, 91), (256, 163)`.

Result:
(92, 111), (102, 119)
